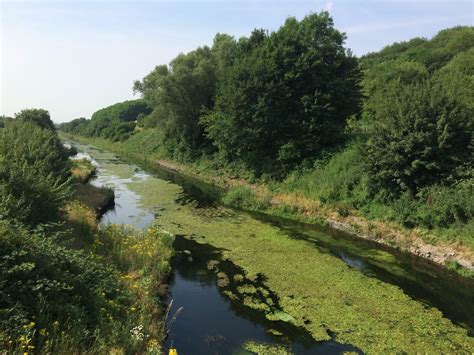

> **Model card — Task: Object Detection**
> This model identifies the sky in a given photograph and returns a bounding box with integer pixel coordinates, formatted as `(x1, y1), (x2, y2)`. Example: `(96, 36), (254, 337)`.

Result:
(1, 0), (473, 123)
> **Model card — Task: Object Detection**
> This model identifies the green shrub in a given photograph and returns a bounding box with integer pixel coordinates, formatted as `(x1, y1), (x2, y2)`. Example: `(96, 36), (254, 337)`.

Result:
(393, 178), (474, 229)
(279, 144), (368, 206)
(0, 220), (130, 352)
(0, 121), (72, 226)
(222, 186), (271, 211)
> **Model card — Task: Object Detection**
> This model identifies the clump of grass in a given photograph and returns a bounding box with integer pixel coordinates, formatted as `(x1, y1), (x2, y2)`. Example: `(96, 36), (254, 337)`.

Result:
(73, 183), (115, 215)
(222, 186), (271, 210)
(216, 272), (230, 287)
(71, 158), (97, 183)
(445, 259), (474, 278)
(243, 341), (292, 355)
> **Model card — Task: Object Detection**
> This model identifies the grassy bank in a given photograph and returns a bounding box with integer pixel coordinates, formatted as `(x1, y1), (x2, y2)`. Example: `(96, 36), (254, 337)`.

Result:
(70, 158), (115, 216)
(63, 159), (174, 353)
(60, 132), (474, 273)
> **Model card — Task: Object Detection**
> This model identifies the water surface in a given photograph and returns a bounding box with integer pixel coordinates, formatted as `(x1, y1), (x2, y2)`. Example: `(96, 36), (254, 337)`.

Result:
(65, 139), (474, 353)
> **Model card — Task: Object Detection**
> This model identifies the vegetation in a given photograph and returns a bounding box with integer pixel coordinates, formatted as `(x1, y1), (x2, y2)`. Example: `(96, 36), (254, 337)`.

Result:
(0, 111), (172, 353)
(0, 120), (71, 226)
(58, 100), (151, 142)
(104, 165), (473, 353)
(60, 23), (473, 255)
(14, 109), (56, 131)
(71, 158), (97, 183)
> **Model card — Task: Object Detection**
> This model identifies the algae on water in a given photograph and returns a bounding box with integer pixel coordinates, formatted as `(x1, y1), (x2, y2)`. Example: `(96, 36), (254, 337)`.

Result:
(82, 144), (474, 354)
(242, 341), (293, 355)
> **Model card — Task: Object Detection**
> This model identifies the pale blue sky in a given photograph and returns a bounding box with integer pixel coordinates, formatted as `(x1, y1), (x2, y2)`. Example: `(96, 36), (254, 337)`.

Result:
(1, 0), (473, 122)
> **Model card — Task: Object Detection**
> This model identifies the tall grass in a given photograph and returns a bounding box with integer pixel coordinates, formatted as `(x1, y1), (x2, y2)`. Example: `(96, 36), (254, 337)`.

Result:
(71, 158), (97, 183)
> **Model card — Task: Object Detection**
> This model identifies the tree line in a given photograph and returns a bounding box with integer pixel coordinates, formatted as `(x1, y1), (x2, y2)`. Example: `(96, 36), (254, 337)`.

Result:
(59, 14), (473, 236)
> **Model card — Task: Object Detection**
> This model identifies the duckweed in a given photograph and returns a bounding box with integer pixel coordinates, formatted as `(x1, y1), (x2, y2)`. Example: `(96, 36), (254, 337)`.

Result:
(216, 272), (230, 287)
(61, 139), (474, 355)
(243, 341), (293, 355)
(237, 285), (258, 295)
(123, 176), (474, 353)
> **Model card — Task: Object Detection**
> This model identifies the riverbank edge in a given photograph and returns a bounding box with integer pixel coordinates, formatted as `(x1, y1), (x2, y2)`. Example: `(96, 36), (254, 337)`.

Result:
(64, 153), (174, 352)
(61, 134), (474, 274)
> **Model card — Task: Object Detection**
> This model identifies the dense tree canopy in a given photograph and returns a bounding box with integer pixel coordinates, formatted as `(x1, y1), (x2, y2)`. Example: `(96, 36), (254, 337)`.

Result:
(131, 12), (362, 173)
(202, 13), (361, 174)
(15, 109), (55, 131)
(58, 100), (151, 142)
(360, 28), (474, 199)
(133, 46), (217, 156)
(360, 26), (474, 72)
(58, 22), (473, 234)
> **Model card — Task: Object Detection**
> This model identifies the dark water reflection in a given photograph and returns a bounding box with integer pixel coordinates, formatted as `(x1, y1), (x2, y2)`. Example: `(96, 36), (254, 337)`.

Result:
(166, 236), (362, 354)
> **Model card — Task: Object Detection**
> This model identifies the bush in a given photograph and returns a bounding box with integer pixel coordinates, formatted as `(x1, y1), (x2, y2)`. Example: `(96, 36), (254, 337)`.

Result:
(0, 121), (72, 226)
(393, 178), (474, 229)
(222, 186), (271, 210)
(0, 220), (129, 352)
(279, 144), (369, 206)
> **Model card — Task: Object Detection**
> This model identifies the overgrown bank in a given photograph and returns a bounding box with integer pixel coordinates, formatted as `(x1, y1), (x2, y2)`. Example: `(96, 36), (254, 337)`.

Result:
(67, 140), (474, 354)
(0, 113), (173, 353)
(58, 22), (473, 273)
(60, 132), (474, 275)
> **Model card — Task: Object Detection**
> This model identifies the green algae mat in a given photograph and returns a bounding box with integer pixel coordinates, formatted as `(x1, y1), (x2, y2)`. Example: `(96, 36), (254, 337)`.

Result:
(67, 139), (473, 354)
(123, 176), (474, 354)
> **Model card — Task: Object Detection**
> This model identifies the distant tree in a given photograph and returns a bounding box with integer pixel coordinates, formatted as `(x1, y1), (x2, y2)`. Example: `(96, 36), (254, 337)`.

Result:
(58, 100), (151, 142)
(0, 115), (13, 128)
(15, 108), (55, 131)
(134, 47), (217, 156)
(360, 26), (474, 72)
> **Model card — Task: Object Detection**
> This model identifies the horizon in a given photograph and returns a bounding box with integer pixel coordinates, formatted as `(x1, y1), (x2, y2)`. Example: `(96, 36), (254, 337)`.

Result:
(1, 0), (473, 123)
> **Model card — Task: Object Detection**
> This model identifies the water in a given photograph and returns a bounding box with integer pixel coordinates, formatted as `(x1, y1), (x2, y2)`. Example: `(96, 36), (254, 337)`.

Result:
(65, 139), (474, 353)
(168, 236), (361, 354)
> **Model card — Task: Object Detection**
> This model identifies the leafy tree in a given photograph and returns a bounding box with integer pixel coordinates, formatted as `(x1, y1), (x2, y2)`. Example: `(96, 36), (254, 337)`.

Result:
(360, 26), (474, 73)
(202, 12), (361, 175)
(134, 46), (217, 156)
(58, 117), (89, 134)
(15, 109), (55, 131)
(432, 48), (474, 112)
(90, 99), (151, 123)
(0, 116), (12, 129)
(58, 100), (151, 142)
(362, 75), (472, 198)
